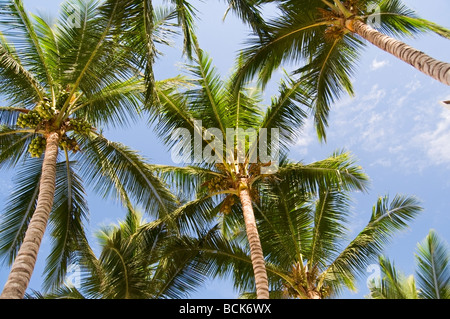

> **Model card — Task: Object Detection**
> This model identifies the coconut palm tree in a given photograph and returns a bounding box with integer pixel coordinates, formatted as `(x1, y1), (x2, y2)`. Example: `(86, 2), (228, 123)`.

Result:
(368, 230), (449, 299)
(148, 44), (370, 298)
(0, 0), (177, 299)
(233, 0), (450, 139)
(169, 178), (423, 299)
(26, 208), (210, 299)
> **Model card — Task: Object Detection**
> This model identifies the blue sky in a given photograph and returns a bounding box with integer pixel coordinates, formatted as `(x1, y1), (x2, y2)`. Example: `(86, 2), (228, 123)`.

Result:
(0, 0), (449, 299)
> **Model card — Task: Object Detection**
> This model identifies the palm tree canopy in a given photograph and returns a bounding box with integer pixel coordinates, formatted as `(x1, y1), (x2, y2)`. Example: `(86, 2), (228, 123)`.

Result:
(232, 0), (450, 140)
(148, 48), (370, 234)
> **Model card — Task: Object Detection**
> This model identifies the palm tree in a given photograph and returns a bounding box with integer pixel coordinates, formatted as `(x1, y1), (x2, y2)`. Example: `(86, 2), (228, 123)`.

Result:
(233, 0), (450, 139)
(368, 230), (449, 299)
(0, 0), (176, 299)
(148, 45), (369, 298)
(26, 208), (210, 299)
(168, 175), (423, 299)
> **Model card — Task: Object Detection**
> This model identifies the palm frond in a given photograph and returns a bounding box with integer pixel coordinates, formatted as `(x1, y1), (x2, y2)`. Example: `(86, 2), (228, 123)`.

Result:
(306, 187), (352, 268)
(415, 229), (450, 299)
(255, 180), (313, 267)
(0, 125), (35, 169)
(233, 8), (329, 92)
(325, 194), (422, 287)
(0, 32), (44, 104)
(251, 73), (309, 157)
(221, 0), (268, 37)
(0, 157), (43, 264)
(76, 133), (178, 220)
(186, 47), (228, 137)
(171, 0), (197, 58)
(43, 156), (90, 292)
(0, 0), (54, 91)
(161, 195), (220, 234)
(372, 0), (450, 39)
(74, 76), (145, 129)
(293, 34), (363, 141)
(0, 106), (28, 127)
(367, 255), (419, 299)
(277, 150), (370, 194)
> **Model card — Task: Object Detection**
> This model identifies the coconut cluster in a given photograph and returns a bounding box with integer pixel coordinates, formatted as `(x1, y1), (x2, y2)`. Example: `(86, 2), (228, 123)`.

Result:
(17, 95), (91, 157)
(69, 118), (91, 136)
(28, 136), (46, 158)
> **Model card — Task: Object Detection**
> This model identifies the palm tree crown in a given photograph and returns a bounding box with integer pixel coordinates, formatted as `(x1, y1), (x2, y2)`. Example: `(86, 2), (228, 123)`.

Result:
(232, 0), (450, 140)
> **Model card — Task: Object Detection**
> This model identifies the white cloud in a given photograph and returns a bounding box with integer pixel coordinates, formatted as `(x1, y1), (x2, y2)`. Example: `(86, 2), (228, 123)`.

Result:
(369, 158), (392, 168)
(293, 118), (315, 156)
(317, 73), (450, 172)
(370, 59), (389, 71)
(417, 109), (450, 166)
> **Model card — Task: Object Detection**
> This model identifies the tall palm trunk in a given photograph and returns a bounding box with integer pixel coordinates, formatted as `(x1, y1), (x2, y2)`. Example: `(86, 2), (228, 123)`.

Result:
(0, 132), (60, 299)
(347, 19), (450, 86)
(238, 179), (269, 299)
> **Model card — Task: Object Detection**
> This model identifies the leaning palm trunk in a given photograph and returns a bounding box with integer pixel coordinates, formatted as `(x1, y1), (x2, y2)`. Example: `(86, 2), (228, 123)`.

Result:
(0, 132), (60, 299)
(347, 19), (450, 86)
(238, 180), (270, 299)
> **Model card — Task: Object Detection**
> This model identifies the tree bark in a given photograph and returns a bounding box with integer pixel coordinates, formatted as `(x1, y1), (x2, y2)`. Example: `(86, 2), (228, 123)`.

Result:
(0, 132), (60, 299)
(307, 290), (322, 299)
(348, 19), (450, 86)
(238, 180), (270, 299)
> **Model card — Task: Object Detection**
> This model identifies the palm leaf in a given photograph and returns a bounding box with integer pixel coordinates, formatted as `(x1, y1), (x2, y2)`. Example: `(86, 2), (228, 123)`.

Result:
(277, 150), (370, 194)
(43, 155), (89, 292)
(371, 0), (450, 39)
(325, 194), (422, 286)
(74, 76), (145, 129)
(368, 255), (419, 299)
(255, 180), (313, 267)
(76, 133), (178, 220)
(0, 32), (44, 104)
(307, 187), (352, 268)
(0, 126), (35, 169)
(294, 34), (363, 140)
(0, 0), (54, 91)
(415, 229), (450, 299)
(0, 157), (43, 264)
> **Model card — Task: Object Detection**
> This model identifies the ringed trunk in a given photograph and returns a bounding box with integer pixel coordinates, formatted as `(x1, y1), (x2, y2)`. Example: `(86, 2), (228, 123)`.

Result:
(238, 180), (270, 299)
(347, 19), (450, 86)
(0, 132), (60, 299)
(307, 290), (322, 299)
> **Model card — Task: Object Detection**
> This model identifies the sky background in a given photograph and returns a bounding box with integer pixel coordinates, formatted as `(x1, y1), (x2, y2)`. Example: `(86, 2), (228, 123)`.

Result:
(0, 0), (449, 299)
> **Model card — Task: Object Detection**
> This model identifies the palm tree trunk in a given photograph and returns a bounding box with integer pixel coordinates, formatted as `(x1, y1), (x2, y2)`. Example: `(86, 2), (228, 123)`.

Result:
(238, 180), (270, 299)
(0, 132), (60, 299)
(307, 290), (322, 299)
(347, 19), (450, 86)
